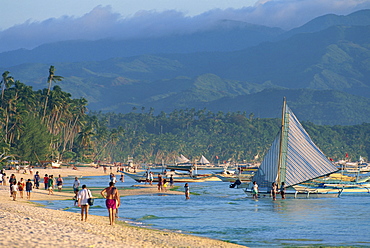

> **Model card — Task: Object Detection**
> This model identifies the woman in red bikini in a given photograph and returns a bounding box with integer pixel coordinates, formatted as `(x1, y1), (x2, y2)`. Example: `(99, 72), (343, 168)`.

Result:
(100, 182), (120, 225)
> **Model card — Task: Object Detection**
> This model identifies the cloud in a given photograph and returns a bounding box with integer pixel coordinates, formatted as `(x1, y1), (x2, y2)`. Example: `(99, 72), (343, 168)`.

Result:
(0, 0), (369, 53)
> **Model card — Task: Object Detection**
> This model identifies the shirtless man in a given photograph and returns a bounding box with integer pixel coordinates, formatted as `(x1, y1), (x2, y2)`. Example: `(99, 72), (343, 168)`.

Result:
(100, 182), (120, 225)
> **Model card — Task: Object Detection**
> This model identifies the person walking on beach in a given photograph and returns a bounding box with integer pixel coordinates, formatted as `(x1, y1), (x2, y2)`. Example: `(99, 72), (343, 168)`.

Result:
(184, 183), (190, 200)
(100, 182), (120, 225)
(11, 181), (17, 201)
(43, 174), (49, 190)
(56, 175), (63, 192)
(252, 181), (259, 199)
(34, 171), (40, 189)
(9, 174), (16, 197)
(26, 179), (33, 200)
(2, 172), (6, 186)
(280, 182), (286, 199)
(73, 177), (80, 196)
(18, 178), (25, 199)
(77, 185), (92, 222)
(48, 175), (54, 195)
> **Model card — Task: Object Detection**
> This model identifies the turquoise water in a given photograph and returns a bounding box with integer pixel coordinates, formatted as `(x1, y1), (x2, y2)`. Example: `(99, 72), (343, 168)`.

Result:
(37, 174), (370, 247)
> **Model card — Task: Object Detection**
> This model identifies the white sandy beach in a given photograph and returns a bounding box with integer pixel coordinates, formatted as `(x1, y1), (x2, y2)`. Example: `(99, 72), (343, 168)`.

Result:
(0, 167), (246, 248)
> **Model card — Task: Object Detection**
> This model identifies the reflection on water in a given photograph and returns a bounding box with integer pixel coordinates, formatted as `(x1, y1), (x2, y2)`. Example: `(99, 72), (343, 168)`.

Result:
(36, 173), (370, 247)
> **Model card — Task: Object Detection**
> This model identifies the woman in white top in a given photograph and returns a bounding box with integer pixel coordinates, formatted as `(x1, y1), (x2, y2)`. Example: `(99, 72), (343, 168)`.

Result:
(77, 185), (92, 221)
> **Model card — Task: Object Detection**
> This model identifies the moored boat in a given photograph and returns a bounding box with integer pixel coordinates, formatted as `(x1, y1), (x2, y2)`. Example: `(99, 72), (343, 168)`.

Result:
(121, 171), (215, 183)
(244, 98), (370, 198)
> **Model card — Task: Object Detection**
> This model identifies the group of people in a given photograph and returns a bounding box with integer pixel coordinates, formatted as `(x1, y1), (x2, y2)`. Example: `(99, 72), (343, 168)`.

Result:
(42, 174), (64, 195)
(1, 171), (33, 201)
(143, 169), (175, 192)
(251, 181), (286, 200)
(75, 181), (120, 225)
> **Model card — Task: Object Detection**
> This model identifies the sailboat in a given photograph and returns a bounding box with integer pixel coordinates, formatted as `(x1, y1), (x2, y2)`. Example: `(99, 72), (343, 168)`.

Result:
(199, 155), (210, 165)
(244, 98), (370, 198)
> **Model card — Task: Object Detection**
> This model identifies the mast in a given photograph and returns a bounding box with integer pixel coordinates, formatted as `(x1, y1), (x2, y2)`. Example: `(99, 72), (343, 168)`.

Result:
(277, 97), (288, 185)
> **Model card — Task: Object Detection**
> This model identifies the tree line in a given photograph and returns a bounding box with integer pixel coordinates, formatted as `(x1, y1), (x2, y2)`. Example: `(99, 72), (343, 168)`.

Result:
(1, 68), (369, 167)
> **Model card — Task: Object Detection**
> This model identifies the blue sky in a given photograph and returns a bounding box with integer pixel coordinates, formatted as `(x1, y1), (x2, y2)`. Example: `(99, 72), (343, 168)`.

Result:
(1, 0), (369, 52)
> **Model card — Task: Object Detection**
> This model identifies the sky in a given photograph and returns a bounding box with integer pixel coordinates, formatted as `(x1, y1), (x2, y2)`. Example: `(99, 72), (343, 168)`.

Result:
(1, 0), (369, 52)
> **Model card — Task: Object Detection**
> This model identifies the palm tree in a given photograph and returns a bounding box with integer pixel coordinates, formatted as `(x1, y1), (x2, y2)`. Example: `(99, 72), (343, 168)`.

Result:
(43, 66), (63, 119)
(1, 71), (14, 104)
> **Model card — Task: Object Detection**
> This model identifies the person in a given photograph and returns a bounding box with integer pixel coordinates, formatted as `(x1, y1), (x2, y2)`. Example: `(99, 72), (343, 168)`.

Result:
(0, 171), (3, 185)
(120, 174), (124, 182)
(34, 171), (40, 189)
(280, 182), (286, 199)
(73, 189), (79, 206)
(9, 174), (17, 197)
(48, 175), (54, 195)
(29, 166), (33, 175)
(145, 169), (150, 185)
(43, 174), (49, 190)
(56, 175), (63, 192)
(271, 182), (278, 201)
(11, 181), (18, 201)
(157, 174), (163, 192)
(252, 181), (259, 199)
(2, 173), (6, 186)
(100, 182), (120, 225)
(18, 178), (25, 199)
(77, 185), (92, 222)
(111, 174), (117, 184)
(169, 175), (174, 187)
(163, 179), (168, 192)
(73, 177), (80, 195)
(149, 172), (153, 186)
(184, 183), (190, 200)
(26, 179), (33, 200)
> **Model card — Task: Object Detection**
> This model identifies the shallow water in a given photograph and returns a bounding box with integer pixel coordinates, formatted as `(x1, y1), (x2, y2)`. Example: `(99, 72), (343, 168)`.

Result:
(37, 173), (370, 247)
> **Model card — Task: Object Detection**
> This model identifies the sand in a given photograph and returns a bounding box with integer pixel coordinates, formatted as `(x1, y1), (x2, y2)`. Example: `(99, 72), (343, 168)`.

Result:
(0, 167), (246, 248)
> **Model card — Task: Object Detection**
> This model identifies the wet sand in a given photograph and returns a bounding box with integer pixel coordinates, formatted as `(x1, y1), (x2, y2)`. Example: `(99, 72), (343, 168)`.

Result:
(0, 167), (246, 247)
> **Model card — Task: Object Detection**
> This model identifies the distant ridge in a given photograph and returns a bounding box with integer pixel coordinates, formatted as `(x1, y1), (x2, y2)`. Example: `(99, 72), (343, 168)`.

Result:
(0, 10), (369, 125)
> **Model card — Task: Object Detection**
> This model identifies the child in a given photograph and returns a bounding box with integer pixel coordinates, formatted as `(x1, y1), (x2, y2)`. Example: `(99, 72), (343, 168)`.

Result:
(11, 182), (18, 201)
(163, 179), (168, 192)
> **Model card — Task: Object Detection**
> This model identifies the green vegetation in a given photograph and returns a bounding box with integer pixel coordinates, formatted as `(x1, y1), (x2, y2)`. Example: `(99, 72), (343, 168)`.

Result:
(1, 68), (369, 167)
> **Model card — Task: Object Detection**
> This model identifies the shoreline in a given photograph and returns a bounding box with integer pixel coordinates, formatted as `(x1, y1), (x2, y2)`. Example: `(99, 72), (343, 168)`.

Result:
(0, 167), (246, 247)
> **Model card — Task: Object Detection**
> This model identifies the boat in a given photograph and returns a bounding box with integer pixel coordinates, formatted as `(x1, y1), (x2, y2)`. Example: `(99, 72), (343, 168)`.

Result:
(121, 171), (216, 183)
(243, 98), (370, 198)
(199, 155), (210, 165)
(51, 160), (61, 168)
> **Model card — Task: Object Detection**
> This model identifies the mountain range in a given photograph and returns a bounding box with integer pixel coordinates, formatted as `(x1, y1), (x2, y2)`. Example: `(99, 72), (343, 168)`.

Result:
(1, 9), (370, 125)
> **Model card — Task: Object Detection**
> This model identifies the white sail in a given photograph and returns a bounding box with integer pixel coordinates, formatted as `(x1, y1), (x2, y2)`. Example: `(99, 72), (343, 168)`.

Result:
(199, 155), (210, 164)
(176, 154), (190, 164)
(251, 99), (338, 190)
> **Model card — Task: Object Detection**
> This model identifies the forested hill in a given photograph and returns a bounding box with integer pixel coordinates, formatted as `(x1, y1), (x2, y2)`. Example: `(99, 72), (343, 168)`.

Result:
(0, 10), (370, 125)
(0, 72), (369, 167)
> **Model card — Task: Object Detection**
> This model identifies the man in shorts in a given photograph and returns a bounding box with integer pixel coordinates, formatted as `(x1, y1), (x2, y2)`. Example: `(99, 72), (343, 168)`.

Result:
(26, 179), (33, 200)
(100, 182), (120, 225)
(73, 177), (80, 195)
